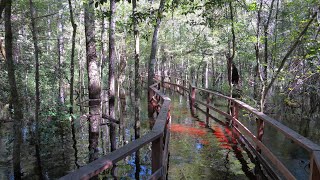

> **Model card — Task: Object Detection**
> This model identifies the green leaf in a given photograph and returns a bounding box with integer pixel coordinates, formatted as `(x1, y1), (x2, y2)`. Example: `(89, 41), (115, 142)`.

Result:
(248, 2), (257, 11)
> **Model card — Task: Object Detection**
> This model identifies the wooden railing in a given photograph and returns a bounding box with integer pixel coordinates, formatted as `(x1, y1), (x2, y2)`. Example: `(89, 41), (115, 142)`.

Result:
(59, 80), (171, 180)
(164, 76), (320, 180)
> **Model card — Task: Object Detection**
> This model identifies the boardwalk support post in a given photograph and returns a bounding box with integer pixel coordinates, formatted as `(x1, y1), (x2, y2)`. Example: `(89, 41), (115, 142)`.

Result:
(189, 84), (196, 116)
(206, 93), (210, 127)
(310, 151), (320, 180)
(152, 135), (163, 179)
(256, 118), (264, 153)
(232, 102), (239, 124)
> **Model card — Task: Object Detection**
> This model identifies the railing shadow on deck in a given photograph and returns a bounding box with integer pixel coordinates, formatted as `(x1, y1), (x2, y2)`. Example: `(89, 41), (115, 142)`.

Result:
(163, 75), (320, 180)
(59, 80), (171, 180)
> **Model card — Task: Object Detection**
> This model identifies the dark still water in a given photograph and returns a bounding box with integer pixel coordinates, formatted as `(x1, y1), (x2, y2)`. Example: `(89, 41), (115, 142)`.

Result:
(0, 90), (152, 179)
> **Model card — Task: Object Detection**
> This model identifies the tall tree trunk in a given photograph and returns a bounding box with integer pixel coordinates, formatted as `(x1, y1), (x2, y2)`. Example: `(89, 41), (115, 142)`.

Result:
(78, 36), (86, 114)
(68, 0), (76, 116)
(109, 0), (117, 152)
(211, 58), (215, 88)
(253, 1), (263, 102)
(100, 16), (106, 80)
(133, 0), (140, 140)
(68, 0), (78, 168)
(148, 0), (165, 117)
(28, 0), (43, 177)
(58, 10), (65, 104)
(226, 1), (237, 94)
(260, 0), (275, 112)
(84, 0), (101, 162)
(5, 1), (23, 179)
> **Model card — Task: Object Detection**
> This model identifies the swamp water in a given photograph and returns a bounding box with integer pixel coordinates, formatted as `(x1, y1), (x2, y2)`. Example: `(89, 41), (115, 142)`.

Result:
(1, 89), (318, 179)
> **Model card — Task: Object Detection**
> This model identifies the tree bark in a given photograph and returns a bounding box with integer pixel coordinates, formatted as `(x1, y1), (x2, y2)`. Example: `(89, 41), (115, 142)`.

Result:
(5, 1), (23, 179)
(109, 0), (117, 152)
(28, 0), (43, 178)
(68, 0), (76, 116)
(68, 0), (78, 168)
(148, 0), (165, 116)
(253, 1), (263, 101)
(260, 0), (275, 112)
(84, 0), (101, 162)
(133, 0), (140, 140)
(58, 10), (65, 104)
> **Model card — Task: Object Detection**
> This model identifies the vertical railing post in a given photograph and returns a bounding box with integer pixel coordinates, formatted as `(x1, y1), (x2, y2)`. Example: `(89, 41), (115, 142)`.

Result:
(206, 93), (210, 127)
(148, 88), (153, 118)
(310, 151), (320, 180)
(232, 102), (239, 123)
(152, 136), (163, 178)
(256, 118), (264, 153)
(231, 102), (239, 139)
(189, 84), (196, 116)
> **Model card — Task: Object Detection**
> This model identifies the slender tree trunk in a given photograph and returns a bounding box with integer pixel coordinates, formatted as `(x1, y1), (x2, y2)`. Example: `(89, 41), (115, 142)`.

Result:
(84, 0), (101, 162)
(67, 0), (78, 168)
(68, 0), (76, 116)
(133, 0), (140, 140)
(148, 0), (165, 116)
(5, 1), (23, 179)
(78, 36), (86, 114)
(109, 0), (117, 152)
(262, 7), (318, 111)
(227, 1), (237, 93)
(100, 16), (106, 80)
(28, 0), (43, 177)
(226, 1), (240, 121)
(58, 10), (65, 104)
(260, 0), (275, 112)
(253, 1), (263, 101)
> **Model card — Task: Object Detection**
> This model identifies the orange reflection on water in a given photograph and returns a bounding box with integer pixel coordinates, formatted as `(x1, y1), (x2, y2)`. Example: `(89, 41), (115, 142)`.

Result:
(213, 125), (232, 150)
(198, 121), (206, 128)
(170, 123), (207, 137)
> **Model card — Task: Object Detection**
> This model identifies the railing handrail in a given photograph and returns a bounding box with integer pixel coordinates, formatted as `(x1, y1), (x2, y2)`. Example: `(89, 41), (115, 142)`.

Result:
(162, 76), (320, 180)
(60, 80), (171, 180)
(193, 86), (320, 152)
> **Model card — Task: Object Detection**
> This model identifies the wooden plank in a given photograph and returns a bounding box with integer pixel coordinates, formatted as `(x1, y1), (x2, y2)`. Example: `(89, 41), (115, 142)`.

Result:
(148, 167), (163, 180)
(163, 129), (170, 180)
(195, 87), (234, 100)
(232, 126), (281, 180)
(59, 131), (162, 180)
(195, 99), (232, 119)
(151, 87), (171, 101)
(152, 100), (171, 133)
(152, 136), (163, 177)
(189, 85), (196, 116)
(232, 118), (296, 180)
(234, 100), (320, 152)
(163, 81), (187, 90)
(310, 151), (320, 180)
(194, 105), (227, 126)
(206, 95), (210, 126)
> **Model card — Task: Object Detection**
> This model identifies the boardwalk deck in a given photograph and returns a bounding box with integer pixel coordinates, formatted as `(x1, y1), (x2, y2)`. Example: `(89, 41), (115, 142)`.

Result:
(60, 76), (320, 180)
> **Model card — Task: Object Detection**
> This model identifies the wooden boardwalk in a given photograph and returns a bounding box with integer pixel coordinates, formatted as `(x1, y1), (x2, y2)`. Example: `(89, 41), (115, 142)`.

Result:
(60, 76), (320, 180)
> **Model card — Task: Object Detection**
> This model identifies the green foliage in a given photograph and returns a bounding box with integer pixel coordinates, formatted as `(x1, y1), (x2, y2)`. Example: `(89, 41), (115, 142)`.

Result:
(248, 2), (257, 11)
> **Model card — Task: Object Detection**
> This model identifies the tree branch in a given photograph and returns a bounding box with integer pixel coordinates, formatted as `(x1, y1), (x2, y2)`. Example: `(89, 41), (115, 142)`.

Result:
(264, 8), (319, 98)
